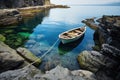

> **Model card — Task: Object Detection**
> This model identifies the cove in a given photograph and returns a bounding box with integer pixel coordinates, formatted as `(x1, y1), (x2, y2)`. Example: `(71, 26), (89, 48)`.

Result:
(1, 5), (120, 71)
(25, 5), (120, 71)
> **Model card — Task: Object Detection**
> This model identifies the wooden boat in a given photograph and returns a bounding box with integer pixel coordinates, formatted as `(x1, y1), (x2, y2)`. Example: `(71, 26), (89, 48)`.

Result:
(59, 26), (86, 44)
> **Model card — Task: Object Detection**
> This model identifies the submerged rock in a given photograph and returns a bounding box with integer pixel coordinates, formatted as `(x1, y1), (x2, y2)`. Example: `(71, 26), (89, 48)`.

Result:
(5, 34), (28, 48)
(17, 47), (41, 66)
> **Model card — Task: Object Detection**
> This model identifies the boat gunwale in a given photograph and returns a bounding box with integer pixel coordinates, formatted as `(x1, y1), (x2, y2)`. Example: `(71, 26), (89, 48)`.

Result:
(59, 26), (86, 40)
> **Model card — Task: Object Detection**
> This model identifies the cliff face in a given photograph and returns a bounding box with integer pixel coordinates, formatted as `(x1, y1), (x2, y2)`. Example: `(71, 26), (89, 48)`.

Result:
(0, 0), (51, 9)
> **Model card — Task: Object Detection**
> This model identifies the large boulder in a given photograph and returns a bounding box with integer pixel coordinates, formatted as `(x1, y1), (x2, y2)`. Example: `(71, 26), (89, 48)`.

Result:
(77, 50), (119, 80)
(42, 65), (96, 80)
(78, 51), (105, 72)
(0, 65), (97, 80)
(0, 41), (27, 73)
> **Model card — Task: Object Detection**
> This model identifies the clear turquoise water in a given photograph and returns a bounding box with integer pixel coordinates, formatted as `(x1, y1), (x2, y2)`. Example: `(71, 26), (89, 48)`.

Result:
(24, 6), (120, 71)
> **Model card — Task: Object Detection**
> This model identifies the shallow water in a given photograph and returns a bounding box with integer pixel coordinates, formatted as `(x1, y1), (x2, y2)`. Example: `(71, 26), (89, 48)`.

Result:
(24, 6), (120, 71)
(0, 5), (120, 71)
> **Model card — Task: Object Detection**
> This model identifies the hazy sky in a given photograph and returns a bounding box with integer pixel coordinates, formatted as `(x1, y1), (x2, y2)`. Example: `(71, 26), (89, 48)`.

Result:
(51, 0), (120, 5)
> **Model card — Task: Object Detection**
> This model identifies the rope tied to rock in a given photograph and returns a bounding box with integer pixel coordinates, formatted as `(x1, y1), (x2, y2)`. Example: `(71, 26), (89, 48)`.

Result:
(23, 38), (59, 69)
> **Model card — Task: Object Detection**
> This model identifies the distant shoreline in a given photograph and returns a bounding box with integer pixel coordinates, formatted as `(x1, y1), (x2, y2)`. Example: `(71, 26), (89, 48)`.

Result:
(65, 2), (120, 6)
(0, 4), (70, 27)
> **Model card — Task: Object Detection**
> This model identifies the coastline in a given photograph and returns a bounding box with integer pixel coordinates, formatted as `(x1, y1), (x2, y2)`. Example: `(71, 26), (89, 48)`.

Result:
(0, 15), (120, 80)
(0, 4), (70, 27)
(0, 2), (120, 80)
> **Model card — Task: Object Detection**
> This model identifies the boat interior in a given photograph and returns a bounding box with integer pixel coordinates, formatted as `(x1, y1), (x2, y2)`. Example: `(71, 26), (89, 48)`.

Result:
(60, 27), (85, 39)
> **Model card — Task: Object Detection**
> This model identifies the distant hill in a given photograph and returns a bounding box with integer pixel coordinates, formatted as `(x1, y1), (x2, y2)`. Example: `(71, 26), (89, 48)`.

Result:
(72, 2), (120, 6)
(105, 2), (120, 6)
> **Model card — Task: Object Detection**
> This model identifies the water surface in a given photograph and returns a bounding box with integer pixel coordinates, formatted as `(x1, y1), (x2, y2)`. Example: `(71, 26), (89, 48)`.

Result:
(25, 6), (120, 71)
(1, 5), (120, 71)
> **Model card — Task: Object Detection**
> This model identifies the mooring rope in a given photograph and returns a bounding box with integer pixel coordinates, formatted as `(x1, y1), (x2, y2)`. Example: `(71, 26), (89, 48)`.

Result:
(23, 38), (59, 69)
(40, 38), (59, 59)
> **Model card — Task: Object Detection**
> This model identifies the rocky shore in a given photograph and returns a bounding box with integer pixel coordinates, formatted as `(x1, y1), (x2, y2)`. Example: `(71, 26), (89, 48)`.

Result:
(0, 15), (119, 80)
(0, 4), (69, 27)
(0, 41), (41, 73)
(78, 15), (120, 80)
(0, 1), (120, 79)
(0, 40), (97, 80)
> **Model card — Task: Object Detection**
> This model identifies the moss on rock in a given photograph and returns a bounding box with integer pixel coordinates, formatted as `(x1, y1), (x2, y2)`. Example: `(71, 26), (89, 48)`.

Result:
(0, 34), (6, 42)
(17, 47), (41, 66)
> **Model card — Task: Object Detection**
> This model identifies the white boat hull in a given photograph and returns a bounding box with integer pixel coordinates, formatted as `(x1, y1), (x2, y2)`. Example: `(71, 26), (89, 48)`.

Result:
(60, 35), (82, 44)
(59, 26), (86, 44)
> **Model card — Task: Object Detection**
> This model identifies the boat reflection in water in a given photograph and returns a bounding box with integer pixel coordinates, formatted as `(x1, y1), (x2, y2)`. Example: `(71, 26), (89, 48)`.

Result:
(58, 34), (84, 55)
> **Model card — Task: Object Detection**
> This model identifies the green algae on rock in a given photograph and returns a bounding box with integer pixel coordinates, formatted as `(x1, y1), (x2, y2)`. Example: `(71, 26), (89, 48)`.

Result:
(18, 32), (31, 38)
(0, 34), (6, 42)
(77, 51), (105, 72)
(5, 34), (29, 48)
(17, 47), (41, 66)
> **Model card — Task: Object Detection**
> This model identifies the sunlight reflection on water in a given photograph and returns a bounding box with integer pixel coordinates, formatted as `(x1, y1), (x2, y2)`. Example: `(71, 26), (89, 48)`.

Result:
(25, 5), (120, 71)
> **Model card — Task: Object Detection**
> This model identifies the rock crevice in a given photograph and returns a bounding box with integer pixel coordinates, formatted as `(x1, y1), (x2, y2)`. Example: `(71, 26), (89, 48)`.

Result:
(79, 15), (120, 80)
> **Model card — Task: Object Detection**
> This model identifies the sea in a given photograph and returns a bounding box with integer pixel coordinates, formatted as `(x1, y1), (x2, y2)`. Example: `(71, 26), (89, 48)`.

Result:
(1, 5), (120, 71)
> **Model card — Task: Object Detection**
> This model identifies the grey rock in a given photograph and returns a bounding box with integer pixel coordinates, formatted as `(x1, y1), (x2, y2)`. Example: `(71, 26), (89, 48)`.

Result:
(0, 9), (22, 26)
(82, 17), (99, 30)
(0, 65), (42, 80)
(78, 51), (105, 72)
(82, 15), (120, 80)
(42, 65), (96, 80)
(77, 50), (119, 80)
(0, 65), (97, 80)
(116, 66), (120, 80)
(101, 44), (120, 61)
(95, 71), (114, 80)
(95, 16), (120, 49)
(0, 41), (27, 73)
(94, 27), (110, 47)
